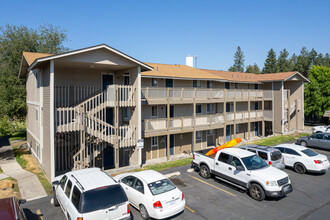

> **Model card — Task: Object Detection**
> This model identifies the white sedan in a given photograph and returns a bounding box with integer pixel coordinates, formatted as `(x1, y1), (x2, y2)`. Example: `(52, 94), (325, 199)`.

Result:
(312, 125), (330, 134)
(275, 144), (330, 174)
(114, 170), (185, 220)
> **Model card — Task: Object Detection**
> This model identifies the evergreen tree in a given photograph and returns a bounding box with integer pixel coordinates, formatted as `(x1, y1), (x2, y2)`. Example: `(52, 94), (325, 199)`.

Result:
(296, 47), (311, 77)
(245, 63), (260, 74)
(262, 48), (277, 73)
(314, 53), (325, 66)
(325, 53), (330, 68)
(228, 46), (245, 72)
(290, 53), (298, 70)
(309, 48), (318, 66)
(277, 48), (292, 72)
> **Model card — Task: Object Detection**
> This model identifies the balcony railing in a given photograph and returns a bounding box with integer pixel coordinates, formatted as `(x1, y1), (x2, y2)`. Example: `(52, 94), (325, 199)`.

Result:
(144, 110), (264, 137)
(142, 87), (264, 104)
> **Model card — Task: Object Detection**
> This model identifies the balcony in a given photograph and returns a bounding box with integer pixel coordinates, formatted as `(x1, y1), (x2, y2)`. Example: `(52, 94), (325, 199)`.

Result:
(143, 110), (264, 137)
(141, 87), (265, 105)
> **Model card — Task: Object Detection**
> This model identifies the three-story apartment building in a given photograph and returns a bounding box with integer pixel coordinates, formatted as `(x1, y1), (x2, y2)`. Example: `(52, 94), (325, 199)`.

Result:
(19, 44), (308, 181)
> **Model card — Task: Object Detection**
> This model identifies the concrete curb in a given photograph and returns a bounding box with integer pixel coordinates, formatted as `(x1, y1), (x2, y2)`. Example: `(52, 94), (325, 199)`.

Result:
(165, 171), (180, 178)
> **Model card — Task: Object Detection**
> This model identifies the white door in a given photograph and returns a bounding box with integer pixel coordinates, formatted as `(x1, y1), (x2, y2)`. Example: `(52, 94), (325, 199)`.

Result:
(214, 152), (232, 179)
(130, 178), (146, 208)
(121, 176), (139, 207)
(228, 156), (249, 187)
(283, 148), (301, 166)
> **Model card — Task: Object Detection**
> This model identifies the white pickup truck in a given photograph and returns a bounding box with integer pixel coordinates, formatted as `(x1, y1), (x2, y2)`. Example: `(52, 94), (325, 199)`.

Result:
(192, 148), (292, 201)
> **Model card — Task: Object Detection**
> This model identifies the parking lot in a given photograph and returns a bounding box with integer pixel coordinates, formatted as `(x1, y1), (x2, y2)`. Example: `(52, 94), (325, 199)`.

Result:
(23, 147), (330, 220)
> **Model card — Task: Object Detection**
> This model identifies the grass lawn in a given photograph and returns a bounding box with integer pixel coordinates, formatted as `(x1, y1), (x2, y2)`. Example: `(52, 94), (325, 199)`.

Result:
(133, 157), (193, 172)
(9, 135), (27, 142)
(0, 177), (21, 199)
(0, 166), (3, 174)
(12, 145), (53, 195)
(247, 132), (310, 146)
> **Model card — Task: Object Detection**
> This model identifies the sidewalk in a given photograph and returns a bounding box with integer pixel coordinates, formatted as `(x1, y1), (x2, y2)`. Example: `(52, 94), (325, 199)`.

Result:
(0, 137), (47, 201)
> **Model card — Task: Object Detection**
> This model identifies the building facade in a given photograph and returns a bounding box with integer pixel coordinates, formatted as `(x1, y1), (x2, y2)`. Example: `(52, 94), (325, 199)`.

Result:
(19, 44), (308, 181)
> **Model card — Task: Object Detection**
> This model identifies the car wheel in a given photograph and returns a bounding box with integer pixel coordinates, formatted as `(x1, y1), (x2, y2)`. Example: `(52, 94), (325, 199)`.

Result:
(249, 183), (265, 201)
(300, 141), (308, 147)
(294, 162), (306, 174)
(53, 188), (59, 206)
(199, 165), (211, 179)
(140, 204), (150, 220)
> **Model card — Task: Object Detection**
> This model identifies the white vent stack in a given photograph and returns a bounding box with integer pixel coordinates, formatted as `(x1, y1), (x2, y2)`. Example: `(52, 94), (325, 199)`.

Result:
(186, 55), (194, 67)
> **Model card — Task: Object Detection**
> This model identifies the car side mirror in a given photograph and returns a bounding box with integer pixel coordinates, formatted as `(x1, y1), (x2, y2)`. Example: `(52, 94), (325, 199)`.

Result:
(52, 180), (59, 186)
(236, 166), (245, 171)
(19, 199), (26, 205)
(117, 179), (121, 183)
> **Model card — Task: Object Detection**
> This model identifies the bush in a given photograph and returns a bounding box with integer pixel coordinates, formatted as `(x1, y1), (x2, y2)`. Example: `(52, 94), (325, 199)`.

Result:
(0, 116), (26, 138)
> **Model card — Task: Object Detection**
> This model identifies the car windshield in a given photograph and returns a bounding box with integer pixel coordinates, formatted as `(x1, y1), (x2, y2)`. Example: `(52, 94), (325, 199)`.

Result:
(301, 149), (318, 157)
(271, 151), (282, 161)
(81, 185), (127, 213)
(241, 155), (268, 170)
(148, 179), (176, 196)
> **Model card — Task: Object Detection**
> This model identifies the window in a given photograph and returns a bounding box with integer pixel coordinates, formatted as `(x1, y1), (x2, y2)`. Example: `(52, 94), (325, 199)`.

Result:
(207, 130), (214, 135)
(151, 78), (158, 87)
(193, 80), (202, 88)
(236, 124), (239, 134)
(166, 79), (173, 87)
(255, 84), (258, 90)
(207, 80), (213, 88)
(225, 82), (230, 89)
(207, 104), (214, 113)
(148, 179), (176, 196)
(124, 108), (130, 121)
(196, 131), (202, 141)
(271, 151), (282, 161)
(324, 135), (330, 140)
(133, 179), (144, 194)
(218, 153), (230, 164)
(60, 175), (68, 190)
(33, 69), (39, 87)
(151, 136), (158, 147)
(226, 103), (231, 112)
(301, 149), (318, 157)
(71, 186), (81, 210)
(36, 143), (40, 158)
(235, 83), (238, 89)
(231, 156), (243, 168)
(151, 106), (158, 118)
(122, 176), (136, 187)
(276, 147), (284, 153)
(36, 108), (39, 122)
(65, 180), (72, 198)
(196, 104), (202, 114)
(123, 75), (129, 85)
(248, 149), (256, 153)
(258, 151), (268, 160)
(314, 134), (323, 139)
(284, 148), (301, 156)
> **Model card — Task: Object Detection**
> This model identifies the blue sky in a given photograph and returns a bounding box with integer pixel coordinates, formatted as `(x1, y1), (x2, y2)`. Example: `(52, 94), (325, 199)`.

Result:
(1, 0), (329, 70)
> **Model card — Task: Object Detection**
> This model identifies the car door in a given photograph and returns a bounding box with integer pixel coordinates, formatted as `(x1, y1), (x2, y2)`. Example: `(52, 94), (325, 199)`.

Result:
(131, 178), (145, 208)
(63, 180), (73, 218)
(66, 185), (81, 220)
(56, 176), (68, 212)
(214, 152), (232, 180)
(121, 176), (138, 207)
(283, 148), (301, 166)
(319, 134), (330, 150)
(228, 156), (249, 187)
(308, 134), (323, 147)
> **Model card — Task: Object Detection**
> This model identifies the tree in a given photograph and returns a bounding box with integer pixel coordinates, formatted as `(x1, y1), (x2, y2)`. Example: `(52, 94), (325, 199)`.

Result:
(295, 47), (311, 77)
(228, 46), (245, 72)
(262, 48), (277, 73)
(305, 66), (330, 118)
(0, 24), (69, 123)
(277, 49), (292, 72)
(246, 63), (260, 74)
(309, 48), (318, 66)
(314, 53), (325, 66)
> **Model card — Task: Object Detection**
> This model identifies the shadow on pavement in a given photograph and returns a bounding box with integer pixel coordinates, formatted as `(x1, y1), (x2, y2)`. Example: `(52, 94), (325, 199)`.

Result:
(23, 208), (40, 220)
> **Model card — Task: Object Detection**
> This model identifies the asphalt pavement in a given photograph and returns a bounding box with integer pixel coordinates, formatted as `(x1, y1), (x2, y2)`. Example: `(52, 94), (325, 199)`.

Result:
(23, 147), (330, 220)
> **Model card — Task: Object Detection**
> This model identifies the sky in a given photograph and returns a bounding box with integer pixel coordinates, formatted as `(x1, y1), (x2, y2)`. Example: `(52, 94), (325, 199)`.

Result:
(1, 0), (330, 71)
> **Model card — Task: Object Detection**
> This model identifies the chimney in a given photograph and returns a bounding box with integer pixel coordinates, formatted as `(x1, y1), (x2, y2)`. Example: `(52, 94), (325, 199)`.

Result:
(185, 55), (194, 67)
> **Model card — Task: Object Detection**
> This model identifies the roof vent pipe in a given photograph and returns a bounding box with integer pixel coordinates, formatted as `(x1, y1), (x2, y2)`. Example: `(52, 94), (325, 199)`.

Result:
(186, 55), (194, 67)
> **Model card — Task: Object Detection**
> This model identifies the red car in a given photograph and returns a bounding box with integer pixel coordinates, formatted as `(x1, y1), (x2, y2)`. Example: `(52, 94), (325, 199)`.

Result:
(0, 197), (27, 220)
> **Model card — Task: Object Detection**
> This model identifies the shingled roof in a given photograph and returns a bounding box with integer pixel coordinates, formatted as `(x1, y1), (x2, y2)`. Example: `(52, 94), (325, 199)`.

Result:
(22, 51), (53, 65)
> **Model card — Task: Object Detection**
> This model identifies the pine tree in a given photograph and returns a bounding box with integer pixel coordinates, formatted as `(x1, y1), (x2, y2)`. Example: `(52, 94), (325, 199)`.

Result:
(309, 48), (318, 66)
(245, 63), (260, 74)
(296, 47), (311, 77)
(290, 53), (298, 70)
(277, 49), (292, 72)
(228, 46), (245, 72)
(262, 48), (277, 73)
(314, 53), (325, 66)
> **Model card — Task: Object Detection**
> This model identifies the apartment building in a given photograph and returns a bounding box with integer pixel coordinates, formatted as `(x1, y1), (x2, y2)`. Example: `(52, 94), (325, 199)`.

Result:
(19, 44), (308, 181)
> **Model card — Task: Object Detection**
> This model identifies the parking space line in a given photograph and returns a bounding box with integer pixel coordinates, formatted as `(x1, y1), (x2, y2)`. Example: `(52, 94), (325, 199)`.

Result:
(185, 174), (236, 197)
(36, 209), (43, 220)
(185, 205), (196, 213)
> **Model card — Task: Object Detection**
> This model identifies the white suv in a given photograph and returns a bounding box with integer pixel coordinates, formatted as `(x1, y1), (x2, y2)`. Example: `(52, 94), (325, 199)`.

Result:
(52, 168), (131, 220)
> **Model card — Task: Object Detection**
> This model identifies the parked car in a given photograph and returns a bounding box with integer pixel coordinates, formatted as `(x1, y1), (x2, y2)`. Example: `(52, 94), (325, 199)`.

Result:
(275, 144), (330, 174)
(239, 145), (285, 170)
(296, 133), (330, 150)
(192, 148), (292, 201)
(312, 125), (330, 134)
(114, 170), (185, 220)
(0, 197), (26, 220)
(52, 168), (131, 220)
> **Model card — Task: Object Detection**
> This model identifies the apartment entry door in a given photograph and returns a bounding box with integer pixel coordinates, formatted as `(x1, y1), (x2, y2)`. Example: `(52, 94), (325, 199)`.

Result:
(103, 145), (115, 169)
(102, 74), (113, 90)
(226, 125), (231, 142)
(255, 122), (259, 136)
(166, 135), (175, 156)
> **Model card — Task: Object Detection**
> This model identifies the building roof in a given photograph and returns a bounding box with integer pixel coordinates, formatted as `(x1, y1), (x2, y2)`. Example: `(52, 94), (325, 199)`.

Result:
(23, 51), (53, 65)
(201, 69), (260, 83)
(142, 63), (226, 81)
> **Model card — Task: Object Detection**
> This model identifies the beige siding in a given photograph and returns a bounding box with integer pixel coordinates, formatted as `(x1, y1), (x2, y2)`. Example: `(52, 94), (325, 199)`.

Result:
(27, 103), (40, 139)
(273, 82), (283, 133)
(26, 69), (40, 103)
(285, 81), (304, 130)
(42, 63), (52, 180)
(174, 133), (192, 154)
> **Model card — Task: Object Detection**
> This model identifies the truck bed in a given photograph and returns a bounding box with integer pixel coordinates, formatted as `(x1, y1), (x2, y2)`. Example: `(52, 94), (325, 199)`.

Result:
(194, 149), (216, 159)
